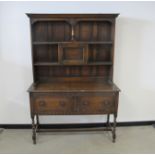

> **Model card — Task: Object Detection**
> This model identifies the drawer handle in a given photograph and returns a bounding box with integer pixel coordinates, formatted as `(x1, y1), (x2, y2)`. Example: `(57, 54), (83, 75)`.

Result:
(59, 101), (66, 107)
(103, 101), (109, 105)
(82, 101), (88, 106)
(39, 101), (46, 107)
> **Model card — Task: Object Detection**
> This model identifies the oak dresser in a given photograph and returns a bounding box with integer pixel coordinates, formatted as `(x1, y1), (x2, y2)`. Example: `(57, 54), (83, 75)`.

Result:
(27, 14), (120, 144)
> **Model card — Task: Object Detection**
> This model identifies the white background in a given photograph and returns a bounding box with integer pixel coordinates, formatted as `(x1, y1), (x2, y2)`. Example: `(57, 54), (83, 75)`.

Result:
(0, 1), (155, 124)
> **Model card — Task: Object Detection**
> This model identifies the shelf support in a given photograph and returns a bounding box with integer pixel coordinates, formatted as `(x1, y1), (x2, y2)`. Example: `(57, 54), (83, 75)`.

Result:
(68, 19), (78, 41)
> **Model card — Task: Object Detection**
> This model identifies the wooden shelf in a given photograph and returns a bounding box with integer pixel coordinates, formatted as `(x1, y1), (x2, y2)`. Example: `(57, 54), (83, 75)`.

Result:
(34, 62), (113, 66)
(33, 41), (113, 45)
(34, 62), (59, 66)
(28, 79), (120, 93)
(87, 62), (113, 65)
(33, 42), (60, 45)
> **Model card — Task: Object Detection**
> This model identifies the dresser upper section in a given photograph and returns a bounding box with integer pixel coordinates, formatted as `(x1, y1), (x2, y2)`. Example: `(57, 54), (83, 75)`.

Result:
(27, 14), (119, 83)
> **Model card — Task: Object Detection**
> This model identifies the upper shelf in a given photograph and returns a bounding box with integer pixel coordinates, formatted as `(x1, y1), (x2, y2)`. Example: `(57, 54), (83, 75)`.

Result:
(33, 41), (113, 45)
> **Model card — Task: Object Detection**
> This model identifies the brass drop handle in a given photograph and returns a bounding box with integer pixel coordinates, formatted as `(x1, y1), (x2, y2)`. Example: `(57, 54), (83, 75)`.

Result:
(82, 101), (89, 106)
(104, 101), (110, 105)
(59, 101), (66, 107)
(39, 101), (46, 107)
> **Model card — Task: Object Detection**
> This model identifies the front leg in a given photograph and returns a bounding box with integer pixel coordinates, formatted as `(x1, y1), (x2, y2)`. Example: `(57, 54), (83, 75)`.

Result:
(112, 114), (117, 143)
(36, 115), (39, 126)
(36, 114), (40, 132)
(31, 115), (36, 144)
(106, 114), (110, 129)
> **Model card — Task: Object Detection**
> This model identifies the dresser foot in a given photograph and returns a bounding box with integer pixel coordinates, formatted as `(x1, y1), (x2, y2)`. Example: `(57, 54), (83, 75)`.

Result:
(112, 130), (116, 143)
(112, 138), (116, 143)
(112, 114), (117, 143)
(33, 137), (36, 144)
(32, 134), (36, 144)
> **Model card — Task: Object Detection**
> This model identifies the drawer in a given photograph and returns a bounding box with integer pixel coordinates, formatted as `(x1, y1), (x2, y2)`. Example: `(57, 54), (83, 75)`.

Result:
(34, 95), (73, 115)
(77, 95), (115, 114)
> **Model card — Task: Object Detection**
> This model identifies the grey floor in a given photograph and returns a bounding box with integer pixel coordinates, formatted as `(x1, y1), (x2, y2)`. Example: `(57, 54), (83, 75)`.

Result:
(0, 126), (155, 153)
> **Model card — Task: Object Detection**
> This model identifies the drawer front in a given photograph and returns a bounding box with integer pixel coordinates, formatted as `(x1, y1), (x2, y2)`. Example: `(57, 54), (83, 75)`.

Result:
(34, 95), (73, 115)
(77, 95), (115, 114)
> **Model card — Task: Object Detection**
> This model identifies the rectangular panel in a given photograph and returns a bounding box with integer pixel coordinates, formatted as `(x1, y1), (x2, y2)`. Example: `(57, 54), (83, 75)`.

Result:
(63, 47), (83, 60)
(35, 66), (111, 82)
(97, 21), (112, 41)
(34, 45), (58, 63)
(88, 45), (112, 63)
(33, 21), (71, 42)
(75, 21), (112, 41)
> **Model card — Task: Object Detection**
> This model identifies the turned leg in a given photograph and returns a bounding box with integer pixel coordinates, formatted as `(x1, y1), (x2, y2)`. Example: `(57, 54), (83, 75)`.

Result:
(31, 115), (36, 144)
(36, 115), (39, 126)
(36, 114), (40, 132)
(112, 114), (117, 143)
(36, 114), (40, 131)
(107, 114), (110, 128)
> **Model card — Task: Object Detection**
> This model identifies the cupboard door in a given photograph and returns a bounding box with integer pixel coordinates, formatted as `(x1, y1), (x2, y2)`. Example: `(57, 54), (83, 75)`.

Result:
(58, 43), (88, 65)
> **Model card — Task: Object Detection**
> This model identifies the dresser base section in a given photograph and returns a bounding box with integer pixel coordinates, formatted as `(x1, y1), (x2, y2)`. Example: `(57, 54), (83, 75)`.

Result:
(29, 92), (119, 144)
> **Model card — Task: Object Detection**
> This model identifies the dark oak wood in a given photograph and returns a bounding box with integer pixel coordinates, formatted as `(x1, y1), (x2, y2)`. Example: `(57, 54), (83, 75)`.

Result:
(27, 13), (120, 144)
